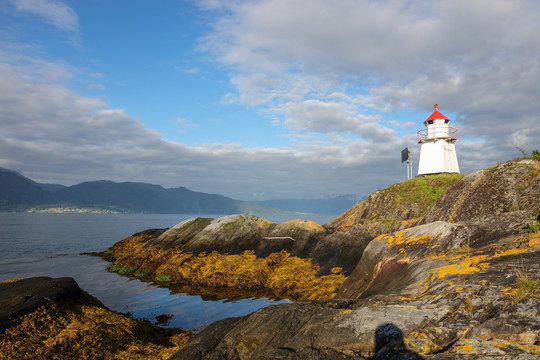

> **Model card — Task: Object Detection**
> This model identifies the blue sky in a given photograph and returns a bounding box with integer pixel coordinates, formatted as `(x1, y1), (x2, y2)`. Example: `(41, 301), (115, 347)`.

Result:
(1, 0), (539, 201)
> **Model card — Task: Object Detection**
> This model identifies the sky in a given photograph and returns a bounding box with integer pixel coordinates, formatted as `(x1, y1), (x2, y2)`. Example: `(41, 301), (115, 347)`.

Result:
(0, 0), (539, 201)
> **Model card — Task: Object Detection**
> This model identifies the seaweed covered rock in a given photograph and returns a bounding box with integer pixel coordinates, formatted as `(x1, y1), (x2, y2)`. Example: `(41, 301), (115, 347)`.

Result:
(0, 277), (192, 359)
(0, 276), (82, 333)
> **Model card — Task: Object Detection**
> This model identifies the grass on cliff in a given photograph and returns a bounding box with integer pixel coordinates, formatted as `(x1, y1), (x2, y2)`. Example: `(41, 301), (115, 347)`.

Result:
(0, 289), (192, 360)
(512, 261), (539, 304)
(391, 173), (465, 211)
(107, 234), (346, 301)
(330, 173), (464, 230)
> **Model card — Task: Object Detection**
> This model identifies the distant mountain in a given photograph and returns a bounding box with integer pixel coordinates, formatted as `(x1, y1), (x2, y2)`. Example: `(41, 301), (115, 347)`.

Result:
(254, 195), (365, 215)
(53, 181), (280, 214)
(0, 168), (58, 211)
(0, 168), (288, 214)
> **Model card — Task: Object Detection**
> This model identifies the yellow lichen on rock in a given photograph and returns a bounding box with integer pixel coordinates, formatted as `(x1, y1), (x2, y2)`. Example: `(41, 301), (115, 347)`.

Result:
(418, 247), (531, 295)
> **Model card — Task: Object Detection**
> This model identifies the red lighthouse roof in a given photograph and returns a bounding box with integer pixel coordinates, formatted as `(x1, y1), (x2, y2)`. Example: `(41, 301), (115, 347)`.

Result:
(426, 103), (450, 122)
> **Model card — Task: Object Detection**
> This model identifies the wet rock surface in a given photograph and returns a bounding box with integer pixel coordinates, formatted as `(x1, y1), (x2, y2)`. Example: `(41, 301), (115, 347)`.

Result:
(0, 277), (193, 359)
(0, 276), (82, 333)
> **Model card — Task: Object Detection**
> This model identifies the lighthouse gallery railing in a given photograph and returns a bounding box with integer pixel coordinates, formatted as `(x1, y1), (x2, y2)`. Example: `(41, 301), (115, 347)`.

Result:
(417, 126), (458, 142)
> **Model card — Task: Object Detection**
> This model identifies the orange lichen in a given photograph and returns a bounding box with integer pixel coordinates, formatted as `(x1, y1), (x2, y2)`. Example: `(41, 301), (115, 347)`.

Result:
(0, 278), (24, 286)
(451, 343), (476, 353)
(375, 231), (436, 250)
(404, 330), (438, 355)
(418, 247), (529, 294)
(528, 236), (540, 247)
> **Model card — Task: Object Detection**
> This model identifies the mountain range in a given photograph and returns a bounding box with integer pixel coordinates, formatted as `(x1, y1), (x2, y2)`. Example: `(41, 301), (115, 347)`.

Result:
(0, 168), (360, 215)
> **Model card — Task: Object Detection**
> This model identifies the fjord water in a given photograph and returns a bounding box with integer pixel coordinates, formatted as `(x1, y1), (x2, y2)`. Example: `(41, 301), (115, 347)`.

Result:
(0, 212), (335, 330)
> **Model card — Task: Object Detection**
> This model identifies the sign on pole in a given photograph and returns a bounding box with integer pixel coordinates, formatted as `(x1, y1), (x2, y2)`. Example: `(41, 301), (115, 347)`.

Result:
(401, 148), (409, 163)
(401, 147), (412, 179)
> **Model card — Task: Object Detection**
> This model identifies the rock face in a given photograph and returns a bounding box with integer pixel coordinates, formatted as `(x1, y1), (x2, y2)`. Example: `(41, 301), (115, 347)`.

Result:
(168, 159), (540, 359)
(326, 174), (464, 233)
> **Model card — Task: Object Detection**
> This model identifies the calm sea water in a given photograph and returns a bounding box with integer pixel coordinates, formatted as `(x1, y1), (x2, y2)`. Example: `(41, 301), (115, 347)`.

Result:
(0, 212), (335, 330)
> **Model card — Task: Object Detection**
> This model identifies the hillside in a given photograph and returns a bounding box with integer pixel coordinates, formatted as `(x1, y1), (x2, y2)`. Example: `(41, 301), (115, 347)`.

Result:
(0, 168), (286, 214)
(0, 168), (353, 214)
(0, 169), (58, 211)
(326, 173), (464, 232)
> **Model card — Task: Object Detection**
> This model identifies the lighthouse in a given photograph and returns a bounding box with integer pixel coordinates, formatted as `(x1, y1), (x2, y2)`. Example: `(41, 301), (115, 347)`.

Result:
(417, 104), (460, 176)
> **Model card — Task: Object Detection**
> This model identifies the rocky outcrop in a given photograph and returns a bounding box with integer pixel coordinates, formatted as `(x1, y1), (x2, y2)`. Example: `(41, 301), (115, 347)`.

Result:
(167, 159), (539, 359)
(105, 217), (347, 300)
(0, 277), (192, 359)
(85, 159), (540, 359)
(170, 225), (540, 359)
(326, 174), (464, 233)
(423, 159), (539, 224)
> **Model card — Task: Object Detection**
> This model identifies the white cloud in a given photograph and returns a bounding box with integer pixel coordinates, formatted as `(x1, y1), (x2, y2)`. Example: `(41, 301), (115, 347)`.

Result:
(198, 0), (540, 164)
(8, 0), (79, 32)
(0, 54), (408, 199)
(2, 0), (539, 201)
(174, 117), (198, 132)
(85, 83), (105, 91)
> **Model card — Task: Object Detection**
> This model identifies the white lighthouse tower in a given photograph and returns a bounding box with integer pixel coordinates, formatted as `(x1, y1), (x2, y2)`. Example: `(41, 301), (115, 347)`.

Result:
(417, 104), (460, 176)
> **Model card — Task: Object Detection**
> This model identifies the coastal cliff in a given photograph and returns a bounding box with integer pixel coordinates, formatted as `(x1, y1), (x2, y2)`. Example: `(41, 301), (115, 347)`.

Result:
(167, 159), (539, 359)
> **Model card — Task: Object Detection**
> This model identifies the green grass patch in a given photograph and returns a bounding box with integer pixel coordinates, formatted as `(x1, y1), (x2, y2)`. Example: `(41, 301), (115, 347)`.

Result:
(529, 220), (540, 235)
(389, 173), (464, 212)
(155, 275), (172, 283)
(516, 148), (540, 160)
(109, 263), (137, 275)
(134, 269), (151, 278)
(512, 266), (539, 304)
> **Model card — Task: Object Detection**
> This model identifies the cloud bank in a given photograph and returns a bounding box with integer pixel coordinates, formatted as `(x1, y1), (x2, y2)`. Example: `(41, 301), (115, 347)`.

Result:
(0, 0), (538, 201)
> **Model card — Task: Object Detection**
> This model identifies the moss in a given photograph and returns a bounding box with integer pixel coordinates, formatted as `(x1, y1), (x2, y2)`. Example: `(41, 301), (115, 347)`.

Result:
(134, 268), (151, 278)
(394, 173), (465, 211)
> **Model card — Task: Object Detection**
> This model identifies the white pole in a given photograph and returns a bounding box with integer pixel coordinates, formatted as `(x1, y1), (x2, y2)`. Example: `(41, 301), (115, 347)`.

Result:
(409, 149), (413, 179)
